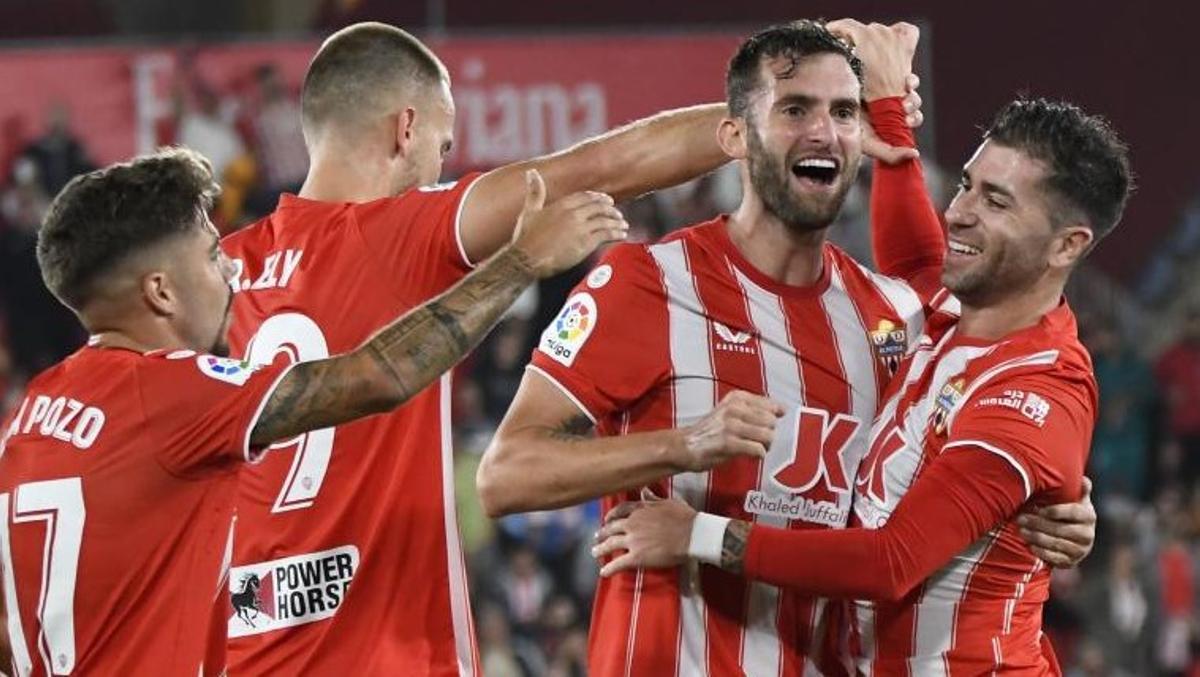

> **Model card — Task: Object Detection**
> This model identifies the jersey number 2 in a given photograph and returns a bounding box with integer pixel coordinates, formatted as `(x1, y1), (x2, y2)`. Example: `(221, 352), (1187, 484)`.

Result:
(246, 313), (337, 513)
(0, 477), (85, 676)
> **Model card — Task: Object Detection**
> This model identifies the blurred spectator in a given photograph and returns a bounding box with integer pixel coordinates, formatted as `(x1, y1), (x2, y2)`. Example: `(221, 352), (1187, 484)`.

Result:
(1155, 310), (1200, 486)
(496, 546), (554, 637)
(0, 156), (85, 378)
(20, 103), (94, 196)
(476, 319), (531, 422)
(1, 156), (52, 230)
(1086, 319), (1158, 504)
(1156, 513), (1195, 675)
(175, 79), (255, 228)
(1077, 540), (1158, 675)
(477, 602), (542, 677)
(177, 85), (244, 181)
(246, 63), (308, 214)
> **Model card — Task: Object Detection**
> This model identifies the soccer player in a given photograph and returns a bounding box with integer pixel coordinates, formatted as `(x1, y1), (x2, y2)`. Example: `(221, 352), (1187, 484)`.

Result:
(0, 148), (624, 675)
(593, 97), (1130, 674)
(478, 21), (1095, 676)
(217, 20), (924, 675)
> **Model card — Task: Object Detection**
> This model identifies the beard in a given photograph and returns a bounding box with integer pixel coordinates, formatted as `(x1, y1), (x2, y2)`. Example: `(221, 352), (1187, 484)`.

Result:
(745, 122), (857, 233)
(209, 291), (234, 357)
(942, 235), (1049, 306)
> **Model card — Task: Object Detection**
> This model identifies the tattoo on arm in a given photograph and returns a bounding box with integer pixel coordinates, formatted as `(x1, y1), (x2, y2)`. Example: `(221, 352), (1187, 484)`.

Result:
(250, 246), (536, 446)
(720, 520), (751, 575)
(548, 414), (595, 442)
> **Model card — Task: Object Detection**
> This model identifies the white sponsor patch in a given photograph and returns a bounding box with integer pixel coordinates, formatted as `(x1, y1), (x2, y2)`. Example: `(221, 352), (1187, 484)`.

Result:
(538, 293), (597, 367)
(744, 490), (848, 527)
(228, 545), (360, 637)
(974, 389), (1051, 427)
(586, 264), (613, 289)
(195, 355), (257, 386)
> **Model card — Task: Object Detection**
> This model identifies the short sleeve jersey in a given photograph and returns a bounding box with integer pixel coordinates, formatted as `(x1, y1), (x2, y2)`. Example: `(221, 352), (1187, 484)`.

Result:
(529, 218), (933, 677)
(848, 298), (1096, 674)
(220, 175), (483, 675)
(0, 345), (290, 676)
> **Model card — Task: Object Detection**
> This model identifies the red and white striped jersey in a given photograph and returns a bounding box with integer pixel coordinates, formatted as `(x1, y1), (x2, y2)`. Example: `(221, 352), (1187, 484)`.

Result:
(529, 217), (928, 676)
(220, 175), (484, 675)
(848, 292), (1095, 675)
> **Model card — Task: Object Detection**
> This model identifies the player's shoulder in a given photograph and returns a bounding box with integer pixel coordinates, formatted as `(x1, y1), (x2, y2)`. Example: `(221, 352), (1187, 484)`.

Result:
(353, 173), (484, 221)
(137, 350), (265, 391)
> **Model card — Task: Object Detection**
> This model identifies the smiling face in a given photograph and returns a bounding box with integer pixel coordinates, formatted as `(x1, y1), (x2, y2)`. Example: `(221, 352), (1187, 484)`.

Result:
(741, 52), (864, 233)
(941, 139), (1065, 306)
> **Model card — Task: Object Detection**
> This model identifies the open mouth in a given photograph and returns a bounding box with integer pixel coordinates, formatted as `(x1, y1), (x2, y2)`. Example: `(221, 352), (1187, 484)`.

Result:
(791, 157), (839, 186)
(947, 240), (982, 257)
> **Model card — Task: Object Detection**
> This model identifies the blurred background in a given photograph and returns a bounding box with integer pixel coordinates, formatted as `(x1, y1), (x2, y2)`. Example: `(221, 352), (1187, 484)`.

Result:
(1, 1), (1198, 675)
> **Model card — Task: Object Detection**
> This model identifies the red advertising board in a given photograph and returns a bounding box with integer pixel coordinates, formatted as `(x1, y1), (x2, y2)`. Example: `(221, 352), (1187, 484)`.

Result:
(0, 33), (742, 179)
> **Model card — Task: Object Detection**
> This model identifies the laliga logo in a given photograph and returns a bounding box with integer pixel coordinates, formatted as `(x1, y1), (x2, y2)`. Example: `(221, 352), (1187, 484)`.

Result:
(555, 300), (592, 341)
(204, 356), (250, 376)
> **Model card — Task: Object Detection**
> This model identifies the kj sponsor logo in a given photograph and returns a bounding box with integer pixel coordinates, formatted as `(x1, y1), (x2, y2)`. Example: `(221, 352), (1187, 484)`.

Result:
(228, 545), (359, 637)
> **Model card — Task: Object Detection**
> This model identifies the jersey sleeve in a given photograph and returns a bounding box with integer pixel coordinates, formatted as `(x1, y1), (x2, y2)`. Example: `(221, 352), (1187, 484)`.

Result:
(740, 444), (1027, 600)
(136, 354), (294, 476)
(867, 97), (945, 302)
(352, 172), (484, 291)
(945, 370), (1095, 504)
(527, 243), (670, 425)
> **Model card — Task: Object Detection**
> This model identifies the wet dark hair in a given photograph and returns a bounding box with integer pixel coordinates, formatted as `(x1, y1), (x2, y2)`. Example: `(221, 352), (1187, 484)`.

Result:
(302, 22), (446, 134)
(37, 146), (219, 310)
(985, 97), (1132, 242)
(726, 20), (863, 119)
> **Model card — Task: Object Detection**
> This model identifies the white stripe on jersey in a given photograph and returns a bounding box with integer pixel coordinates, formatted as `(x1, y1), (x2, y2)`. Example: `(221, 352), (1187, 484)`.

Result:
(0, 494), (35, 676)
(825, 264), (880, 501)
(440, 373), (478, 677)
(910, 530), (1002, 676)
(734, 268), (803, 677)
(855, 263), (928, 348)
(942, 440), (1033, 500)
(649, 239), (714, 677)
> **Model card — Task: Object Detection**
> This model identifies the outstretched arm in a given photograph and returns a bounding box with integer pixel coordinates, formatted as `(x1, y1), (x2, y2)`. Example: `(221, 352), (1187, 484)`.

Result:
(458, 104), (729, 264)
(828, 20), (945, 296)
(250, 172), (627, 446)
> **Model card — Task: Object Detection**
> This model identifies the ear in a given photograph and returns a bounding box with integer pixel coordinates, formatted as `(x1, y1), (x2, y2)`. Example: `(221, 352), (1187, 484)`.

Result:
(393, 106), (417, 159)
(141, 270), (176, 318)
(718, 117), (749, 160)
(1050, 225), (1094, 268)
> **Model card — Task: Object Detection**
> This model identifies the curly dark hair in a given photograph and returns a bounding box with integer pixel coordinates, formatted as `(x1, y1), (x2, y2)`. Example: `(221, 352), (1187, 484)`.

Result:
(726, 20), (863, 120)
(985, 98), (1133, 243)
(37, 146), (220, 310)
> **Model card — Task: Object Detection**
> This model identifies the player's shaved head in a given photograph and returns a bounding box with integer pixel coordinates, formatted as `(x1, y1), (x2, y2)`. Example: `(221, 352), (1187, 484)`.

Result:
(302, 22), (449, 142)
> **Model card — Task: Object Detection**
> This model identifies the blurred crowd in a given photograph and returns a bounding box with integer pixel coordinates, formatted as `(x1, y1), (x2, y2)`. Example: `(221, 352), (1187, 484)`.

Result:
(3, 84), (1200, 676)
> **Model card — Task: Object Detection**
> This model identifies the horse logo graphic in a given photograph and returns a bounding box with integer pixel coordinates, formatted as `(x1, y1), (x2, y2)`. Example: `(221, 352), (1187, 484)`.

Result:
(231, 573), (270, 627)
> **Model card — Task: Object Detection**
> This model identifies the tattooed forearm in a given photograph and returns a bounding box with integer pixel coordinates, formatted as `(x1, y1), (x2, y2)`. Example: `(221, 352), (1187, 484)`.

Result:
(364, 245), (535, 400)
(250, 245), (537, 446)
(720, 520), (751, 575)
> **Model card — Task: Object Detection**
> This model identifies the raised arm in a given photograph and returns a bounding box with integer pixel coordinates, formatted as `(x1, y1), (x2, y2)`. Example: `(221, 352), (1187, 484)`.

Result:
(828, 20), (945, 296)
(476, 370), (783, 516)
(249, 172), (627, 446)
(457, 104), (730, 264)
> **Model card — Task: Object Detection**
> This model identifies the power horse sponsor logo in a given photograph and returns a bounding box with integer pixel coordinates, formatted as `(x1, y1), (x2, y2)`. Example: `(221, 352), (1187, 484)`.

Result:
(228, 545), (359, 637)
